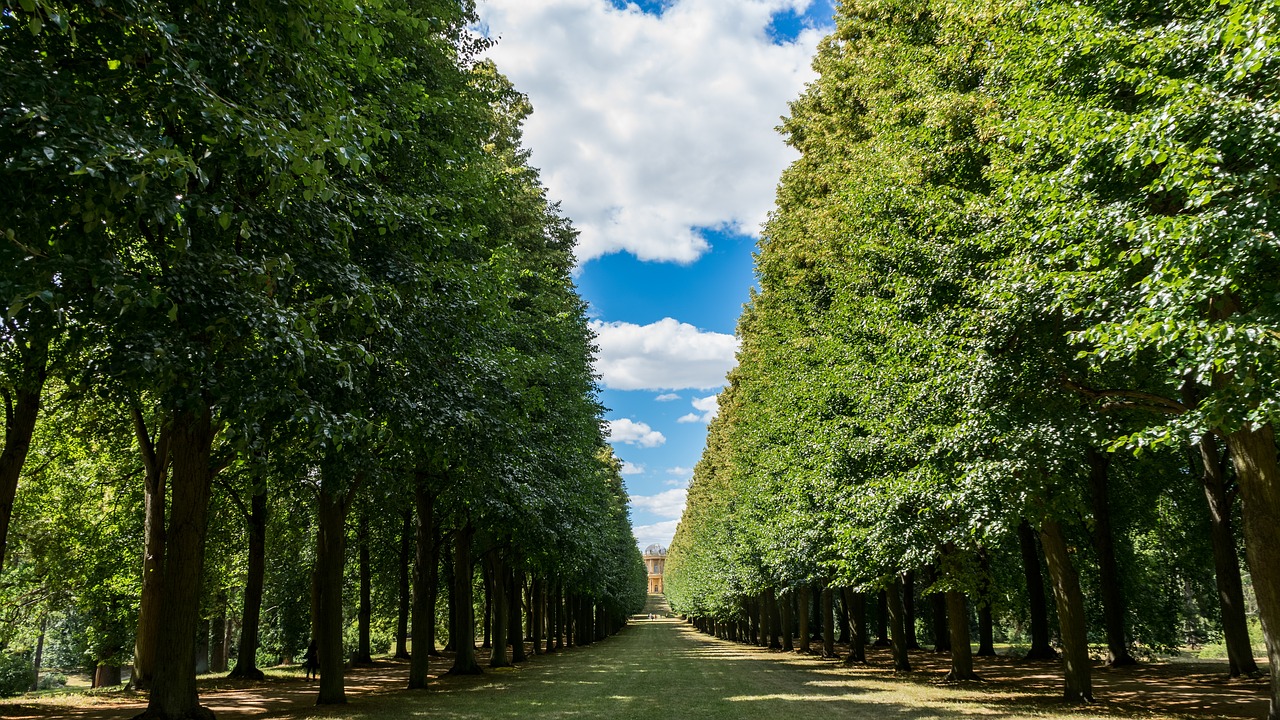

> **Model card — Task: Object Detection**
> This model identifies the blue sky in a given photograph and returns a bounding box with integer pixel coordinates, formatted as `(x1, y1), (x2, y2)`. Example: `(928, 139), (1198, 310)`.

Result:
(478, 0), (836, 548)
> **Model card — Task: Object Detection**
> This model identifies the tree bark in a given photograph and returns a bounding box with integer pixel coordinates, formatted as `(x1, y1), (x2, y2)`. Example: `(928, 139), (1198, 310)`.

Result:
(352, 513), (372, 665)
(136, 404), (217, 720)
(1195, 434), (1259, 677)
(29, 614), (46, 691)
(797, 585), (810, 653)
(1040, 518), (1093, 703)
(780, 589), (794, 651)
(209, 592), (228, 673)
(874, 591), (890, 646)
(314, 471), (353, 705)
(1087, 447), (1135, 666)
(395, 509), (411, 660)
(408, 482), (435, 689)
(531, 576), (543, 655)
(131, 406), (170, 691)
(977, 550), (996, 657)
(0, 336), (46, 574)
(944, 591), (978, 681)
(843, 588), (866, 664)
(1223, 423), (1280, 720)
(1018, 519), (1057, 660)
(447, 523), (482, 675)
(509, 567), (527, 662)
(766, 588), (782, 649)
(904, 570), (920, 649)
(886, 576), (912, 672)
(194, 619), (210, 675)
(822, 586), (835, 658)
(488, 553), (510, 668)
(927, 565), (949, 653)
(229, 486), (266, 679)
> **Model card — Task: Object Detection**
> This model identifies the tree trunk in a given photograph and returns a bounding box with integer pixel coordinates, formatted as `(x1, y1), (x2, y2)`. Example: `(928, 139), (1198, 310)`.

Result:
(443, 541), (455, 652)
(194, 619), (210, 675)
(396, 510), (411, 659)
(314, 473), (352, 705)
(766, 588), (782, 649)
(1040, 518), (1093, 703)
(904, 570), (920, 649)
(30, 614), (46, 691)
(136, 404), (216, 720)
(780, 589), (794, 651)
(1087, 448), (1135, 666)
(0, 337), (46, 575)
(822, 586), (835, 657)
(229, 486), (266, 679)
(874, 591), (890, 646)
(447, 523), (482, 675)
(1223, 423), (1280, 720)
(1018, 520), (1057, 660)
(95, 664), (123, 688)
(509, 567), (527, 662)
(408, 482), (435, 689)
(797, 585), (810, 653)
(482, 561), (492, 649)
(350, 512), (372, 665)
(944, 591), (978, 681)
(977, 604), (995, 657)
(843, 588), (866, 664)
(531, 577), (543, 655)
(488, 553), (510, 668)
(886, 576), (912, 672)
(209, 593), (228, 673)
(131, 406), (169, 691)
(928, 566), (949, 654)
(1195, 434), (1260, 677)
(836, 589), (851, 644)
(977, 550), (996, 657)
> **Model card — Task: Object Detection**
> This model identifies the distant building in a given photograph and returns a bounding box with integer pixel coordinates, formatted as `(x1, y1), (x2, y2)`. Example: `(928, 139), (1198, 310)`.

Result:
(643, 544), (667, 594)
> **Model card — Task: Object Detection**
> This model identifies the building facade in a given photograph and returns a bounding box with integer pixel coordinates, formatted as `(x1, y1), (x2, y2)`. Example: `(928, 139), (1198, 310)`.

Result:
(643, 543), (667, 594)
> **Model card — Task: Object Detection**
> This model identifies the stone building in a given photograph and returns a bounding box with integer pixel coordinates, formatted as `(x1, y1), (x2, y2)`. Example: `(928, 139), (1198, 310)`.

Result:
(643, 543), (667, 594)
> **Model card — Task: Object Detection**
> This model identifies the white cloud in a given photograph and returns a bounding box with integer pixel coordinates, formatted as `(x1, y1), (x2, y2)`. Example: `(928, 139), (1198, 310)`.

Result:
(591, 318), (738, 390)
(633, 519), (681, 550)
(666, 466), (694, 476)
(655, 393), (681, 402)
(477, 0), (823, 263)
(630, 488), (688, 519)
(606, 418), (666, 448)
(620, 460), (646, 475)
(677, 394), (721, 424)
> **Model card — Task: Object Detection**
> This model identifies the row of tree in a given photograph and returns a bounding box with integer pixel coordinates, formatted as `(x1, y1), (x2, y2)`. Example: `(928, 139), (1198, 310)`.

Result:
(667, 1), (1278, 718)
(0, 1), (646, 718)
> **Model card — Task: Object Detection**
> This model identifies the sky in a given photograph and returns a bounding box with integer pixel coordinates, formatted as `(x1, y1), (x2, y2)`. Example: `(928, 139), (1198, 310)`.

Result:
(476, 0), (837, 550)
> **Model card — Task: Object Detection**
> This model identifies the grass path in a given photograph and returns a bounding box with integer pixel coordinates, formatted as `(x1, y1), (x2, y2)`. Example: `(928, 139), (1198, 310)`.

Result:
(3, 595), (1269, 720)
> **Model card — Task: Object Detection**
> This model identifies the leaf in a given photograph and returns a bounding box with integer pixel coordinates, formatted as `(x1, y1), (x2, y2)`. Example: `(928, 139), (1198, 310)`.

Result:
(218, 213), (232, 230)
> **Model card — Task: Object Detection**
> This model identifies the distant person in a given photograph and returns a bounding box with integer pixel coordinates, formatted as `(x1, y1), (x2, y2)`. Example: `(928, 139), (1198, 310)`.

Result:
(302, 640), (320, 681)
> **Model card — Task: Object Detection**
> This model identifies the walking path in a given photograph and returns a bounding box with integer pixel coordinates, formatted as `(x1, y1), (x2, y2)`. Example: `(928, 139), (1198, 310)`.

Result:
(2, 596), (1269, 720)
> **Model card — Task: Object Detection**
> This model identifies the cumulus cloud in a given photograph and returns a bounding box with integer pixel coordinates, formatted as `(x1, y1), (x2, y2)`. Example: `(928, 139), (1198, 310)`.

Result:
(477, 0), (824, 263)
(677, 394), (721, 424)
(630, 488), (688, 519)
(667, 466), (694, 476)
(655, 393), (682, 402)
(620, 460), (646, 475)
(606, 418), (666, 447)
(633, 519), (681, 550)
(591, 318), (738, 390)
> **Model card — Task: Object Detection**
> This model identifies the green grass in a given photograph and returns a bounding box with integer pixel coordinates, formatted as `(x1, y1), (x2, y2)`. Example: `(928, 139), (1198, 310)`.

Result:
(290, 610), (1173, 720)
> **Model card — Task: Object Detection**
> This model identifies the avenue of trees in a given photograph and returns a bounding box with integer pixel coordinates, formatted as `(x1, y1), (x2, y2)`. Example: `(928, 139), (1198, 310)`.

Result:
(666, 0), (1279, 717)
(0, 1), (647, 718)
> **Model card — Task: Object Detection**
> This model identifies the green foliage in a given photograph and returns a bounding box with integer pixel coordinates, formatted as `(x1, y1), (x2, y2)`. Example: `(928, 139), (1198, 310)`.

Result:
(0, 650), (31, 698)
